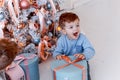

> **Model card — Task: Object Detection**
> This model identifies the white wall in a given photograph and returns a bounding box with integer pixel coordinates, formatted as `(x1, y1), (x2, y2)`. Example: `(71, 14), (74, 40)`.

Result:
(68, 0), (120, 80)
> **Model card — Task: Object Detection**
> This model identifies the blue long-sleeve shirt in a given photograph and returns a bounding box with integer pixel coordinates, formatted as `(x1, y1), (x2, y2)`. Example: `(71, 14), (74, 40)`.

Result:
(53, 33), (95, 60)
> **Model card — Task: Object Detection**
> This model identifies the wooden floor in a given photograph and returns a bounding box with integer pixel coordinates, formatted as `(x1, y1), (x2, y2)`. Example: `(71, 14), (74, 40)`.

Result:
(39, 56), (55, 80)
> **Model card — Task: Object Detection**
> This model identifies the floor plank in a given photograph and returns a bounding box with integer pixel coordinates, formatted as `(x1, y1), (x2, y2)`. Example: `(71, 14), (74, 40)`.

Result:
(39, 56), (55, 80)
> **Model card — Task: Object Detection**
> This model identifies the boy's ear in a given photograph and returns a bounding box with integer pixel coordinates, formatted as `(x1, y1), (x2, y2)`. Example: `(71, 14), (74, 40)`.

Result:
(61, 29), (66, 34)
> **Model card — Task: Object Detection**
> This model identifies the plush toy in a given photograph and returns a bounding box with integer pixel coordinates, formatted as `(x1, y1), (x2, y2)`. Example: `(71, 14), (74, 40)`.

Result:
(38, 41), (49, 61)
(38, 35), (51, 61)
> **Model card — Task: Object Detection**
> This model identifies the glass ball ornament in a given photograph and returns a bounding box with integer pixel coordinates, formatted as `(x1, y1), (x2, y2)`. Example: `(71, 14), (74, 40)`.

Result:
(33, 39), (40, 45)
(46, 20), (52, 25)
(19, 0), (30, 9)
(46, 2), (51, 10)
(0, 12), (5, 21)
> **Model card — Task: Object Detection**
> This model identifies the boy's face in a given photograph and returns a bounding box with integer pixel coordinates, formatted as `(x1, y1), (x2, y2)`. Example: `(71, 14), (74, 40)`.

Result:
(63, 19), (80, 39)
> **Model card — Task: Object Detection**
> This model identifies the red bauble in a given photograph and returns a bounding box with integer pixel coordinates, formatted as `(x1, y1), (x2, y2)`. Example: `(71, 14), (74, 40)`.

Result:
(19, 0), (30, 9)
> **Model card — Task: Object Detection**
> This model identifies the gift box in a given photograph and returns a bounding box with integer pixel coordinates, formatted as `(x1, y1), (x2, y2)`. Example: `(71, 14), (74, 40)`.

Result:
(51, 56), (88, 80)
(18, 53), (40, 80)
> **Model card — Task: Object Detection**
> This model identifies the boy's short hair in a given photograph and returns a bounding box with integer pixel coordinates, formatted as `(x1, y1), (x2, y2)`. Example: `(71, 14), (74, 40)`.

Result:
(59, 12), (80, 29)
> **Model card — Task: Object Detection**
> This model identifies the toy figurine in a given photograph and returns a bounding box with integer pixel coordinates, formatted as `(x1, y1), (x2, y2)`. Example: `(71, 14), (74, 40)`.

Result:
(38, 35), (50, 61)
(38, 35), (56, 62)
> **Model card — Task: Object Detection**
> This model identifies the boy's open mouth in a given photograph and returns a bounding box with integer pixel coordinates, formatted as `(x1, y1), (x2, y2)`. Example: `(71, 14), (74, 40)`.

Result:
(73, 32), (78, 37)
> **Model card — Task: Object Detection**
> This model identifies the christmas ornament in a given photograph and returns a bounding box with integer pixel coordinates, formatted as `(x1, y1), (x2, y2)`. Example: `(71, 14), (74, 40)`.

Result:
(0, 12), (5, 21)
(57, 26), (61, 31)
(46, 1), (51, 10)
(19, 0), (30, 9)
(46, 19), (52, 25)
(33, 39), (40, 45)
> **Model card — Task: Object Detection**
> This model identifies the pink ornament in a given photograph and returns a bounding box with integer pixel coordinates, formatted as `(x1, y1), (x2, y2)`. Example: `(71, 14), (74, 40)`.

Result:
(19, 0), (30, 9)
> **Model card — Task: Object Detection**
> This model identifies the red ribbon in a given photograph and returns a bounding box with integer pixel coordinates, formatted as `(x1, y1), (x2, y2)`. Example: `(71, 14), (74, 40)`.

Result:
(53, 56), (86, 80)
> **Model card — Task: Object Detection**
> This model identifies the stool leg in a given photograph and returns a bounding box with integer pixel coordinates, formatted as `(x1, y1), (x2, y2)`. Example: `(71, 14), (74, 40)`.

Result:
(87, 61), (91, 80)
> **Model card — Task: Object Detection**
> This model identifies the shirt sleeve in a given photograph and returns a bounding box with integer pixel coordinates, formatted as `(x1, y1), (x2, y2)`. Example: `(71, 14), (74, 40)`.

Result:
(53, 36), (64, 58)
(82, 35), (95, 60)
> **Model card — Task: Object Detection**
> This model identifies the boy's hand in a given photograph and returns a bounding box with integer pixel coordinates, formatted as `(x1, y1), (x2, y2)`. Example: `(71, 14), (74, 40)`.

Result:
(74, 54), (85, 60)
(56, 54), (65, 60)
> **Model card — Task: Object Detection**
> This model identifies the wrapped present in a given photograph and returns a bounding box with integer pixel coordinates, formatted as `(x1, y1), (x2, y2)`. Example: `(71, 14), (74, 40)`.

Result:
(5, 61), (25, 80)
(18, 53), (40, 80)
(51, 56), (88, 80)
